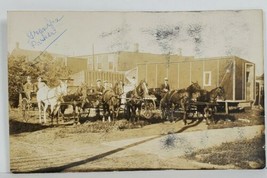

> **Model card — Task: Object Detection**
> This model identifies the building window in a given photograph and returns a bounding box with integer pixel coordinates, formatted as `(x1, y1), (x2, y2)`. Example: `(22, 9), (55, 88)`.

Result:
(97, 62), (102, 70)
(87, 57), (93, 70)
(96, 56), (102, 70)
(203, 71), (211, 86)
(109, 62), (113, 70)
(108, 54), (115, 71)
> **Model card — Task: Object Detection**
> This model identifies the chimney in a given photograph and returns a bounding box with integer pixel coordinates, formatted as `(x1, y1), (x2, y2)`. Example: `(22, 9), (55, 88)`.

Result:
(134, 43), (139, 53)
(16, 42), (20, 49)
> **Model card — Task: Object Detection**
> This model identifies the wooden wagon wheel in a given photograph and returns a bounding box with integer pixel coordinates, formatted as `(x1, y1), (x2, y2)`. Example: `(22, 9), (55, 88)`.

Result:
(141, 99), (155, 119)
(20, 98), (31, 122)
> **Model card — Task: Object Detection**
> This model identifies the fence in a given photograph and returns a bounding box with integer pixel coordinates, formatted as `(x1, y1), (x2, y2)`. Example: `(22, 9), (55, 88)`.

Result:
(71, 70), (125, 86)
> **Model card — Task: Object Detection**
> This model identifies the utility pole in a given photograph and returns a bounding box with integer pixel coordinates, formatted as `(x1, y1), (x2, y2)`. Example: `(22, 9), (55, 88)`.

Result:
(166, 51), (170, 78)
(92, 44), (95, 71)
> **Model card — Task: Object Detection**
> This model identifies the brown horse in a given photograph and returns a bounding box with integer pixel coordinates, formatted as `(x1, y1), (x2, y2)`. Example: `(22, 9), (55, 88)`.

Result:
(160, 82), (202, 124)
(59, 85), (101, 124)
(102, 81), (124, 122)
(194, 86), (226, 125)
(148, 87), (163, 107)
(126, 80), (148, 122)
(59, 92), (83, 124)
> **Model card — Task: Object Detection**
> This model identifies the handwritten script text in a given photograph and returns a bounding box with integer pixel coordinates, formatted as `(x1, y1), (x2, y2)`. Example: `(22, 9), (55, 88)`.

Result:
(27, 16), (64, 48)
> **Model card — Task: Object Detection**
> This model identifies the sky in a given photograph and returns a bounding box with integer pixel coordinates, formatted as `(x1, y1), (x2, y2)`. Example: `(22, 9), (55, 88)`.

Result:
(8, 10), (264, 75)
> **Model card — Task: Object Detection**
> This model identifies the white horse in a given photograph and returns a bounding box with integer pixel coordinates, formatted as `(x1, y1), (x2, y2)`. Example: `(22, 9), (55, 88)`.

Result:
(37, 80), (68, 124)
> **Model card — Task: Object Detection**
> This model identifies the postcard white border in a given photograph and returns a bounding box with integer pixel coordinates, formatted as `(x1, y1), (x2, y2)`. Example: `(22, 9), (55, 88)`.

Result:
(0, 0), (266, 177)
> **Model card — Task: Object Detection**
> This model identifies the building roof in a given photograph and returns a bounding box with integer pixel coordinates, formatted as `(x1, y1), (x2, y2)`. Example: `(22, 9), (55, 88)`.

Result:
(10, 47), (44, 61)
(256, 74), (264, 80)
(10, 45), (67, 61)
(72, 51), (194, 59)
(9, 44), (255, 68)
(136, 55), (255, 65)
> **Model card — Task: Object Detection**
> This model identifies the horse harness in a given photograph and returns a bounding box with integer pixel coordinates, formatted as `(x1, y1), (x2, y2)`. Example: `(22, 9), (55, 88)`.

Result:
(44, 85), (65, 104)
(102, 90), (120, 104)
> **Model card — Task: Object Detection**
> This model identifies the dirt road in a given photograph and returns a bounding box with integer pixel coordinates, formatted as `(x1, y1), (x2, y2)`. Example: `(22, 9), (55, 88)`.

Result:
(10, 113), (264, 173)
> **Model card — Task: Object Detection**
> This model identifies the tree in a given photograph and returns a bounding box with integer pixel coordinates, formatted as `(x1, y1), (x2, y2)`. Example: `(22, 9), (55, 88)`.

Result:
(8, 52), (71, 107)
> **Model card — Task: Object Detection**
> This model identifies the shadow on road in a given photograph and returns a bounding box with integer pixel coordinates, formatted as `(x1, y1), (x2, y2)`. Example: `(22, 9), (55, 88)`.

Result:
(21, 119), (204, 173)
(174, 118), (204, 134)
(9, 119), (51, 135)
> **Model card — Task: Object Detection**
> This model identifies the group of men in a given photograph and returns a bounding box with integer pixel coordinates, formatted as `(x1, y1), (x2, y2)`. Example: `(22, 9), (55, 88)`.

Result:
(95, 79), (108, 95)
(95, 77), (171, 93)
(23, 76), (109, 99)
(23, 75), (171, 101)
(23, 76), (48, 100)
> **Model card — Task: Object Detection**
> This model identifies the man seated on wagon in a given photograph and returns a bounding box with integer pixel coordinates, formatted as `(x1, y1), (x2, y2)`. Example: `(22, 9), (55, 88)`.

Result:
(103, 80), (111, 91)
(95, 79), (105, 118)
(160, 77), (170, 94)
(132, 76), (137, 87)
(23, 76), (36, 100)
(95, 79), (105, 95)
(37, 76), (48, 90)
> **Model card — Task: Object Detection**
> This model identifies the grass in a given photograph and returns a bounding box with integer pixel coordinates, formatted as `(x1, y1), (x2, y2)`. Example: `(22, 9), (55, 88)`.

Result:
(208, 108), (264, 130)
(186, 135), (266, 169)
(8, 107), (264, 135)
(56, 119), (149, 135)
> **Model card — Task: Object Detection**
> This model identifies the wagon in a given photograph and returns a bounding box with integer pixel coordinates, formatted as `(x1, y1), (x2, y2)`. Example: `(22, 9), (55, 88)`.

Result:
(185, 101), (219, 125)
(122, 93), (159, 120)
(160, 99), (220, 125)
(18, 92), (39, 122)
(140, 95), (160, 119)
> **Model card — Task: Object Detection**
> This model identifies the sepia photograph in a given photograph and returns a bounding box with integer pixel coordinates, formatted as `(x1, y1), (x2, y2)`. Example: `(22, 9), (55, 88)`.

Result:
(8, 10), (265, 173)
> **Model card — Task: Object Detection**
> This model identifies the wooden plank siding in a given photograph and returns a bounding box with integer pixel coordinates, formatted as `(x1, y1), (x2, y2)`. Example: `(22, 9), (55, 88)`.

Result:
(235, 57), (244, 100)
(178, 62), (191, 89)
(217, 58), (234, 100)
(137, 56), (255, 102)
(71, 70), (124, 86)
(203, 60), (218, 91)
(191, 61), (203, 88)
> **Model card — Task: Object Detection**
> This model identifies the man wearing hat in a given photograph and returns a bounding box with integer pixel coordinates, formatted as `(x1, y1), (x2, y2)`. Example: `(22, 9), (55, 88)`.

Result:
(95, 79), (105, 118)
(129, 76), (137, 90)
(23, 76), (36, 100)
(37, 76), (47, 90)
(103, 80), (110, 91)
(161, 77), (170, 93)
(96, 79), (105, 95)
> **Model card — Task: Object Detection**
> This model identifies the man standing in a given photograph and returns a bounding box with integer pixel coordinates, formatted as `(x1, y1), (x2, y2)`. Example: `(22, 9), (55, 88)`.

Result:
(23, 76), (35, 100)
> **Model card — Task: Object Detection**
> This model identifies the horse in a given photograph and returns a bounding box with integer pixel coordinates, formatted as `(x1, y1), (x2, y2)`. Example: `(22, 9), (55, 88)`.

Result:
(37, 80), (68, 124)
(148, 88), (163, 107)
(102, 81), (124, 122)
(126, 80), (148, 122)
(197, 86), (225, 103)
(186, 81), (202, 99)
(195, 86), (226, 125)
(159, 82), (202, 124)
(64, 85), (104, 123)
(79, 86), (103, 118)
(57, 86), (84, 124)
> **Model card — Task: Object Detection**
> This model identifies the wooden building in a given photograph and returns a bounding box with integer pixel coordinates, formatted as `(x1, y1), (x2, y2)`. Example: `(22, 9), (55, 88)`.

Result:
(137, 56), (255, 102)
(70, 70), (125, 86)
(255, 74), (264, 107)
(72, 51), (193, 73)
(10, 42), (67, 65)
